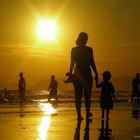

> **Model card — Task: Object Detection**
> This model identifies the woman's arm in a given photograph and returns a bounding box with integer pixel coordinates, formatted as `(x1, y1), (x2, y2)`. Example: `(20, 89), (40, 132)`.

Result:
(69, 48), (75, 74)
(90, 48), (98, 79)
(95, 78), (101, 88)
(69, 60), (75, 74)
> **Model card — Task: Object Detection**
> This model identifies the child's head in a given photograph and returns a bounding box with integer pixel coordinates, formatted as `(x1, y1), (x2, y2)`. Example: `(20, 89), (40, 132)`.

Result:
(102, 71), (111, 81)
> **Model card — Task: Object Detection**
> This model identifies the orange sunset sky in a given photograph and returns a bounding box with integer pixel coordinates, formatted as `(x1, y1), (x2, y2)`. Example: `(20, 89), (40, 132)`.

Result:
(0, 0), (140, 89)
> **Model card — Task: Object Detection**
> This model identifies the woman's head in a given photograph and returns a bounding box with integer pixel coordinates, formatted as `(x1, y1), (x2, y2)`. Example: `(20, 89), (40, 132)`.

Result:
(76, 32), (88, 46)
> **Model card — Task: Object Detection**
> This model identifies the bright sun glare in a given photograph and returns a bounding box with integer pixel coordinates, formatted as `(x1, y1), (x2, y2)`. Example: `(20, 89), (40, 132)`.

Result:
(37, 19), (57, 42)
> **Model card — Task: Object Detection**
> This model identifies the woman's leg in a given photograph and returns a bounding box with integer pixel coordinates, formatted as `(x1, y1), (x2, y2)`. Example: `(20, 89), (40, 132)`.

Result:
(74, 83), (83, 119)
(84, 75), (93, 118)
(84, 88), (92, 117)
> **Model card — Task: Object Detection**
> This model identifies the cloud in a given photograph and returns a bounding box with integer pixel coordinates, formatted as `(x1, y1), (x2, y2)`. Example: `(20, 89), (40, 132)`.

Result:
(119, 43), (140, 47)
(0, 44), (67, 60)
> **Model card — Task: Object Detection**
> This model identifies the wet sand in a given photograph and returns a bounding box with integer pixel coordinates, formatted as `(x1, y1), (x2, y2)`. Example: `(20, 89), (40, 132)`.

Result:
(0, 102), (140, 140)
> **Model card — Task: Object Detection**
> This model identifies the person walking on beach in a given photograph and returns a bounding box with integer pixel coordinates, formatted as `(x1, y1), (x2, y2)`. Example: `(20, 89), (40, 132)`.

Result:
(18, 72), (26, 104)
(48, 75), (58, 102)
(130, 73), (140, 103)
(68, 32), (98, 120)
(95, 71), (115, 120)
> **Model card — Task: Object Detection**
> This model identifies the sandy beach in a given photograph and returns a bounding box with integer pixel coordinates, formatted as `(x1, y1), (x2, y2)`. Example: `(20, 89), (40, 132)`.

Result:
(0, 101), (140, 140)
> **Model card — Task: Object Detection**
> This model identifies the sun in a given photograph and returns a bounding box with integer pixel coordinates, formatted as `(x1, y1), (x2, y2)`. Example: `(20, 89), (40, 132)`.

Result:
(37, 19), (57, 42)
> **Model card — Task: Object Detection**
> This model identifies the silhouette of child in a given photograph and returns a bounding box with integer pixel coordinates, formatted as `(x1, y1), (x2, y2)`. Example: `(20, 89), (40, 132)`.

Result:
(48, 75), (58, 102)
(95, 71), (115, 120)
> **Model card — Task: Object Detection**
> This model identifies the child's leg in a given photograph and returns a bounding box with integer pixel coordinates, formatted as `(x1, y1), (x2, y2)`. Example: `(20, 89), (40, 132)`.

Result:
(101, 108), (105, 119)
(105, 118), (109, 130)
(106, 109), (110, 120)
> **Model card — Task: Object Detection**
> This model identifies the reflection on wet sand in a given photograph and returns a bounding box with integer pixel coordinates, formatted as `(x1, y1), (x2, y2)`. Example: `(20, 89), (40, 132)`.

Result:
(98, 119), (113, 140)
(38, 117), (51, 140)
(84, 119), (90, 140)
(37, 102), (57, 140)
(132, 100), (140, 119)
(39, 103), (57, 115)
(74, 120), (82, 140)
(74, 119), (91, 140)
(1, 102), (140, 140)
(19, 104), (26, 117)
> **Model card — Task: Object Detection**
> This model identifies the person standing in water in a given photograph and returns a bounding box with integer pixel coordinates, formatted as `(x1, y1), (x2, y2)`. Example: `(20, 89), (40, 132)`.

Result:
(131, 73), (140, 103)
(48, 75), (58, 102)
(18, 72), (26, 104)
(68, 32), (98, 120)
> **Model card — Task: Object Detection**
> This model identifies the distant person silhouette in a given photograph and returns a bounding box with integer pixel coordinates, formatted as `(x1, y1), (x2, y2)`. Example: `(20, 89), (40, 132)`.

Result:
(3, 88), (9, 99)
(95, 71), (115, 120)
(18, 72), (26, 104)
(130, 73), (140, 103)
(68, 32), (98, 120)
(48, 75), (58, 102)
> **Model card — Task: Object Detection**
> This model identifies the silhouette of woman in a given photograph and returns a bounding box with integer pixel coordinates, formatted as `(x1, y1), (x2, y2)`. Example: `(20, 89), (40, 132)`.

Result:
(69, 32), (98, 120)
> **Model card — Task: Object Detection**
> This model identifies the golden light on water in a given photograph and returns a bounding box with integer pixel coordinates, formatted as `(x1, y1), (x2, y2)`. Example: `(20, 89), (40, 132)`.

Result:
(39, 103), (57, 115)
(37, 117), (51, 140)
(37, 19), (58, 42)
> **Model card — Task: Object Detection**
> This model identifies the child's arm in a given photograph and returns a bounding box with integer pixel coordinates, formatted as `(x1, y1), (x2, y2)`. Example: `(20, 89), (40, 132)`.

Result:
(111, 84), (116, 101)
(95, 77), (101, 88)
